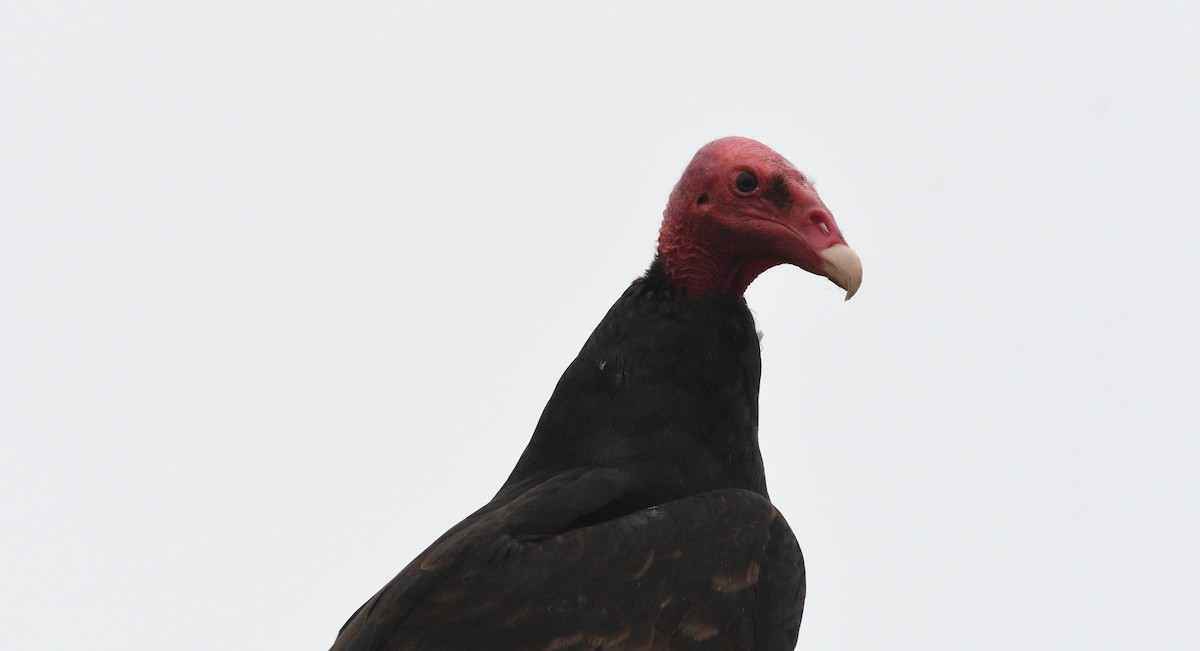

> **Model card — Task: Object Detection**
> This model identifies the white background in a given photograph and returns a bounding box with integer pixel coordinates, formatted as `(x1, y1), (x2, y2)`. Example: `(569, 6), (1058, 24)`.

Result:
(2, 2), (1197, 649)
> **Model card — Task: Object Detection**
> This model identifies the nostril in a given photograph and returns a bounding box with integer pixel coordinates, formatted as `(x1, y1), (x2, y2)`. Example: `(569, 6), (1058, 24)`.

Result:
(811, 213), (831, 236)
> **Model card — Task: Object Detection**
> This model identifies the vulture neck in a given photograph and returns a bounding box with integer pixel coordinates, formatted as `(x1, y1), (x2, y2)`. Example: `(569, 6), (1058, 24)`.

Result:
(502, 257), (769, 501)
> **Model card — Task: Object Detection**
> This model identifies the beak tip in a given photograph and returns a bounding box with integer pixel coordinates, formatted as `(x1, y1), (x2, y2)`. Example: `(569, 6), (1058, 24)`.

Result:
(843, 276), (861, 301)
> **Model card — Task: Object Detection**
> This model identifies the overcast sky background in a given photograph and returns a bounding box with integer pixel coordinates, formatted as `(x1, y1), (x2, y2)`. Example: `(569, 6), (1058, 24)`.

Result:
(2, 2), (1198, 649)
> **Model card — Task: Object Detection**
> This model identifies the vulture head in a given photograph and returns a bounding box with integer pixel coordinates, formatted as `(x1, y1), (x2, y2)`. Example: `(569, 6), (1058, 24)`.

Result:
(658, 136), (862, 299)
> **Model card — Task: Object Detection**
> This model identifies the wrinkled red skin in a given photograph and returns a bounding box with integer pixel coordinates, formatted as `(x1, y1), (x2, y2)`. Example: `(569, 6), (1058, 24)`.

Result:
(657, 137), (848, 297)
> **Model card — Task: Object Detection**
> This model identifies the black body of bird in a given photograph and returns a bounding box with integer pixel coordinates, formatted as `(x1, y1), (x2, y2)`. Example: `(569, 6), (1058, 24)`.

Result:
(330, 137), (862, 650)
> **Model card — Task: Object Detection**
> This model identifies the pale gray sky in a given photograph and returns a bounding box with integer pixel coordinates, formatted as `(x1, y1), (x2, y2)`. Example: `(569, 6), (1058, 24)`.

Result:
(2, 2), (1197, 649)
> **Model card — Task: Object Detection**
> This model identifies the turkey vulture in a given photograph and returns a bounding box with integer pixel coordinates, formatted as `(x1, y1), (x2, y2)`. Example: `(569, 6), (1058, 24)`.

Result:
(331, 137), (862, 650)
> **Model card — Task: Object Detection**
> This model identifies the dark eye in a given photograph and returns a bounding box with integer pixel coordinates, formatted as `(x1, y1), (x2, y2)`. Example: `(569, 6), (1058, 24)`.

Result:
(735, 171), (758, 193)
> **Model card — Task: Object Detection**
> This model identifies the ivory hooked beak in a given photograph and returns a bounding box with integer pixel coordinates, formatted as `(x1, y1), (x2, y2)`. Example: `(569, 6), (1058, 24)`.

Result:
(817, 244), (863, 301)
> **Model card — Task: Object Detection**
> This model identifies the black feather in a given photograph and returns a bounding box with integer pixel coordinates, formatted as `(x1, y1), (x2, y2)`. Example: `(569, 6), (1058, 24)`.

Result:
(331, 257), (805, 651)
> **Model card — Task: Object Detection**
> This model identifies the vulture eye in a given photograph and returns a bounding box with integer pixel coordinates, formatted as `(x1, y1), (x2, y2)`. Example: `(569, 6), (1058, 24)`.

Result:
(735, 171), (758, 194)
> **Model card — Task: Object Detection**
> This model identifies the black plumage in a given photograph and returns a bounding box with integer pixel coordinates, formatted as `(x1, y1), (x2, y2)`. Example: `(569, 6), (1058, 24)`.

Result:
(332, 262), (803, 650)
(331, 136), (862, 650)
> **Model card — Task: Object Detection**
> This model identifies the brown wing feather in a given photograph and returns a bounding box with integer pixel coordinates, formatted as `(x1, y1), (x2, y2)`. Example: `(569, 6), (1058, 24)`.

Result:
(332, 472), (803, 651)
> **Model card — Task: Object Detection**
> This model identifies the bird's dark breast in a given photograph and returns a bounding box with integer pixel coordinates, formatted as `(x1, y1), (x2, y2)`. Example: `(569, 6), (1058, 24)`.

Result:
(332, 263), (805, 650)
(505, 261), (769, 502)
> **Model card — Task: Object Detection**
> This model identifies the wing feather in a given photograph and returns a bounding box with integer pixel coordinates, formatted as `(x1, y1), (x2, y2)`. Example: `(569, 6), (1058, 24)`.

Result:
(332, 473), (803, 651)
